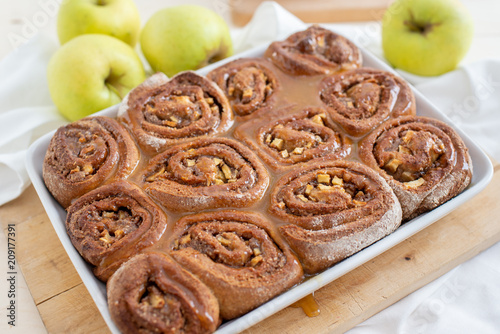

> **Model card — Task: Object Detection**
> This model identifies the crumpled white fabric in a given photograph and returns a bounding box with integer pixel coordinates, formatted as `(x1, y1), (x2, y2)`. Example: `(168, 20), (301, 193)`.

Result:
(0, 1), (499, 333)
(0, 31), (66, 205)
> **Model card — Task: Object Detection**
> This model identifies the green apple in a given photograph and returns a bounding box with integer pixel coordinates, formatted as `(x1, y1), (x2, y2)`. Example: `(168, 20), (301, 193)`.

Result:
(48, 34), (145, 121)
(382, 0), (473, 76)
(140, 5), (233, 77)
(57, 0), (141, 46)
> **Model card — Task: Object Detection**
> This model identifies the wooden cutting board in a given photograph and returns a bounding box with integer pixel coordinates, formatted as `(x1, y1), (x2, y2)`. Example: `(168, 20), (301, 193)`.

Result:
(0, 158), (499, 333)
(230, 0), (395, 26)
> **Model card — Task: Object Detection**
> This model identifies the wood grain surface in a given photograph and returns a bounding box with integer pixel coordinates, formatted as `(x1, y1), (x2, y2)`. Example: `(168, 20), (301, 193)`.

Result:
(230, 0), (394, 26)
(0, 158), (498, 334)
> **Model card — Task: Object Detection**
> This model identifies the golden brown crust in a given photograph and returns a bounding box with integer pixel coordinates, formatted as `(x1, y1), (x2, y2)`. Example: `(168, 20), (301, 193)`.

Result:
(42, 116), (140, 208)
(167, 210), (303, 320)
(234, 106), (352, 171)
(264, 25), (362, 76)
(118, 71), (234, 155)
(107, 252), (219, 334)
(359, 116), (473, 220)
(140, 137), (269, 212)
(270, 160), (402, 274)
(206, 57), (280, 117)
(65, 181), (168, 281)
(319, 68), (416, 137)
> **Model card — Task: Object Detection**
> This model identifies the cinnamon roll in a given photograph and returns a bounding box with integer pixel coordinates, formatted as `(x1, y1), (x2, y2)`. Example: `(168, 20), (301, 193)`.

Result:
(66, 181), (168, 281)
(270, 160), (402, 274)
(206, 57), (279, 116)
(234, 106), (351, 170)
(359, 116), (473, 220)
(265, 25), (362, 76)
(108, 252), (219, 334)
(168, 210), (303, 320)
(141, 138), (269, 212)
(118, 71), (234, 154)
(319, 68), (416, 137)
(43, 116), (140, 208)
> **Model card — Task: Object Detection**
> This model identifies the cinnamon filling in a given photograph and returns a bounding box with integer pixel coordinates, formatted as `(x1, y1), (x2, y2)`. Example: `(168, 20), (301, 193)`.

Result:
(137, 282), (186, 330)
(90, 205), (141, 248)
(279, 171), (373, 217)
(143, 87), (219, 129)
(264, 113), (330, 158)
(144, 155), (241, 187)
(377, 130), (446, 183)
(226, 67), (273, 108)
(293, 33), (353, 65)
(173, 222), (284, 269)
(62, 129), (109, 181)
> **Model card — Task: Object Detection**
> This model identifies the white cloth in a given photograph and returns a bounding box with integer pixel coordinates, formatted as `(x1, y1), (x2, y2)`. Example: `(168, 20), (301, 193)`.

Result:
(0, 2), (498, 333)
(0, 31), (66, 205)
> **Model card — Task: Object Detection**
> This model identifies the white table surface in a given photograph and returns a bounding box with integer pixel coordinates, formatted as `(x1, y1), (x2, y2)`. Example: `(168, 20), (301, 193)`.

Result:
(0, 1), (498, 333)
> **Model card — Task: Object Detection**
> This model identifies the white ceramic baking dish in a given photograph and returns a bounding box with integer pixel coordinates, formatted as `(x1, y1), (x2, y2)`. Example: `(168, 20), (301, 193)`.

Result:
(26, 34), (493, 334)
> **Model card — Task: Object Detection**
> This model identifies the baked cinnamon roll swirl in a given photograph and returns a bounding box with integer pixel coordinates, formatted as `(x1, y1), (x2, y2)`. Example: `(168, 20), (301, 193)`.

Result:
(66, 181), (168, 281)
(270, 160), (402, 274)
(265, 25), (362, 76)
(118, 71), (234, 154)
(108, 252), (219, 334)
(234, 106), (351, 170)
(319, 68), (416, 137)
(206, 58), (280, 117)
(43, 116), (140, 208)
(359, 116), (473, 220)
(141, 138), (269, 212)
(168, 210), (303, 320)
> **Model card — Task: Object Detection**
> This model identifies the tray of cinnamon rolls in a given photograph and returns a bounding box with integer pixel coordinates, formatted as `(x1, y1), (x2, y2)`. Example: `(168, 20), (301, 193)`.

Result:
(26, 25), (493, 334)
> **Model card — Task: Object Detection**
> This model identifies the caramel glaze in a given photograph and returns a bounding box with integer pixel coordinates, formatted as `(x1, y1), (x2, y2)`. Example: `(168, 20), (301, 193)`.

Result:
(120, 57), (421, 239)
(290, 294), (321, 317)
(52, 38), (472, 330)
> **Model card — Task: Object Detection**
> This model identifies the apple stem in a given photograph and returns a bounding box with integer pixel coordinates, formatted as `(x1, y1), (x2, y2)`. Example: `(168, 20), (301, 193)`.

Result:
(404, 11), (441, 36)
(96, 0), (106, 6)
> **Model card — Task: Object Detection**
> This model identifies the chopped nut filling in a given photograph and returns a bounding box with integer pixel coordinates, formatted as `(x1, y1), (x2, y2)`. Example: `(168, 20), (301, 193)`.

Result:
(270, 138), (284, 150)
(145, 166), (166, 182)
(297, 194), (309, 202)
(384, 158), (402, 174)
(310, 114), (325, 125)
(217, 235), (232, 247)
(242, 88), (254, 99)
(80, 145), (95, 155)
(179, 234), (191, 245)
(398, 145), (411, 155)
(401, 171), (415, 182)
(114, 230), (125, 240)
(317, 184), (332, 191)
(249, 255), (263, 267)
(331, 175), (343, 186)
(81, 164), (93, 175)
(221, 163), (233, 180)
(305, 184), (314, 195)
(352, 200), (366, 206)
(317, 173), (331, 184)
(405, 178), (425, 188)
(149, 293), (165, 309)
(99, 230), (113, 247)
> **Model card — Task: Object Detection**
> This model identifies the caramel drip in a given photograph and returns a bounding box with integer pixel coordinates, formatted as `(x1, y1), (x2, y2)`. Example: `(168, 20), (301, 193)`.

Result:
(290, 294), (321, 317)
